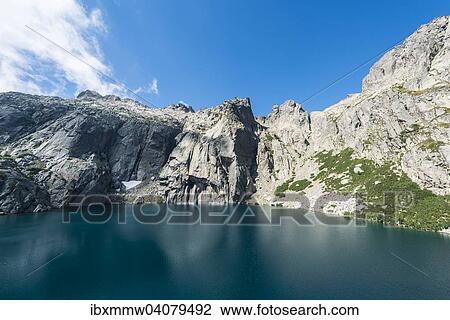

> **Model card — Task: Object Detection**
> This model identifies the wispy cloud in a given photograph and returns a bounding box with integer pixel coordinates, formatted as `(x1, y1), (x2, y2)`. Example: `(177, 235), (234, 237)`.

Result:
(150, 78), (159, 95)
(135, 78), (159, 95)
(0, 0), (120, 96)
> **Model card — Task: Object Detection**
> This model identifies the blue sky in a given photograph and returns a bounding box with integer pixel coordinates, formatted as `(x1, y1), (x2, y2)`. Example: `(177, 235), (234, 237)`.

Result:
(2, 1), (449, 115)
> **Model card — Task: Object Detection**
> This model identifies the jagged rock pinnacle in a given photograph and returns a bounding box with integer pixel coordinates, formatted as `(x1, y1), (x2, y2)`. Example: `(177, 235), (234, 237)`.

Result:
(76, 90), (103, 100)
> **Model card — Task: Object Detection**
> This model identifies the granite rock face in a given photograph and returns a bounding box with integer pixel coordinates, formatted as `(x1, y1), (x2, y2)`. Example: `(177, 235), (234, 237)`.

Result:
(0, 92), (182, 211)
(155, 98), (258, 203)
(362, 16), (450, 92)
(0, 159), (51, 214)
(253, 17), (450, 203)
(0, 16), (449, 217)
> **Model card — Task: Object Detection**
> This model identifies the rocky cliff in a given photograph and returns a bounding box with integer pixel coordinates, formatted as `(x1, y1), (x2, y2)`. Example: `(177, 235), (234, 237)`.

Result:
(0, 17), (449, 230)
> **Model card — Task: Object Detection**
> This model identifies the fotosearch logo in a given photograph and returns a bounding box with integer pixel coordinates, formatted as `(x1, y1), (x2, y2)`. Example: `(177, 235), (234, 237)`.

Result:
(62, 191), (414, 227)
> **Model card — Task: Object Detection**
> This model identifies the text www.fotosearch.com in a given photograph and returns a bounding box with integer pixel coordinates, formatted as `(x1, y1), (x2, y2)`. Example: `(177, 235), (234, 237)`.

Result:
(90, 303), (359, 317)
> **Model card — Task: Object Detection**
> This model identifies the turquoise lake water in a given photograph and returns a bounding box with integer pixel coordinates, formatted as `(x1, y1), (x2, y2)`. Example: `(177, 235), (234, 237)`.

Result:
(0, 205), (449, 299)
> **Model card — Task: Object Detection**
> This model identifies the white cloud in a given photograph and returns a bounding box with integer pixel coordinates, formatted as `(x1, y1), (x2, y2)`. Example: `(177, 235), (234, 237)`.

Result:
(0, 0), (121, 96)
(150, 78), (159, 95)
(135, 78), (159, 95)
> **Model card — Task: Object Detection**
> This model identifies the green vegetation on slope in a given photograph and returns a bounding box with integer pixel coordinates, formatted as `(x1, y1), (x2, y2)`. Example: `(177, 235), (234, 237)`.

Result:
(289, 179), (312, 191)
(265, 133), (274, 142)
(314, 148), (450, 231)
(418, 138), (444, 153)
(274, 178), (293, 198)
(393, 83), (450, 97)
(275, 178), (312, 197)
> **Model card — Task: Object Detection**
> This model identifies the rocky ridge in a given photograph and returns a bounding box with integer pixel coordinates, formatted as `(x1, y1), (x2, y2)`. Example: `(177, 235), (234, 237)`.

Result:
(0, 17), (449, 230)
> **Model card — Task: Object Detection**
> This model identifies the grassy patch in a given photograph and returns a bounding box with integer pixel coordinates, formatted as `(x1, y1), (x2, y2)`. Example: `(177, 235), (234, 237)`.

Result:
(393, 83), (450, 97)
(289, 179), (312, 191)
(272, 203), (283, 207)
(275, 178), (312, 197)
(265, 133), (274, 142)
(274, 178), (293, 198)
(418, 138), (444, 153)
(363, 134), (377, 148)
(314, 148), (450, 231)
(443, 106), (450, 115)
(263, 133), (275, 156)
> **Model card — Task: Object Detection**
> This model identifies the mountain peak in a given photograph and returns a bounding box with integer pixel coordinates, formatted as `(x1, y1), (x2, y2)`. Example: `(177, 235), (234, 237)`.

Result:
(165, 103), (194, 113)
(271, 99), (304, 114)
(362, 16), (450, 92)
(76, 90), (103, 100)
(223, 97), (252, 108)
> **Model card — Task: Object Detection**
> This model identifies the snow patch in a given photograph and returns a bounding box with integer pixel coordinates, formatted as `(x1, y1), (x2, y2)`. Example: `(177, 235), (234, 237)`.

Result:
(122, 180), (142, 190)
